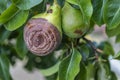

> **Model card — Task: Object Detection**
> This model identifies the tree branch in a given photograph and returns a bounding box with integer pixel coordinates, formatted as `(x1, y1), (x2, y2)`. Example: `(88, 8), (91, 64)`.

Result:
(82, 37), (104, 54)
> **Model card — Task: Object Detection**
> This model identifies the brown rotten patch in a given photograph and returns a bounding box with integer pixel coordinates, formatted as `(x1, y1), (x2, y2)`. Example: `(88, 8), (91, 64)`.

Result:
(74, 30), (83, 35)
(24, 18), (61, 56)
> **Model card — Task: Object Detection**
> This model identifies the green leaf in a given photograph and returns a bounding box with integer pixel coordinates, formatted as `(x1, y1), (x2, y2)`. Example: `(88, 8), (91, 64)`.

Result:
(106, 24), (120, 37)
(104, 0), (120, 29)
(66, 0), (78, 5)
(0, 54), (10, 80)
(97, 65), (108, 80)
(0, 30), (11, 44)
(15, 32), (28, 58)
(0, 0), (8, 13)
(86, 63), (95, 80)
(113, 51), (120, 60)
(59, 48), (82, 80)
(75, 63), (87, 80)
(12, 0), (43, 10)
(66, 0), (93, 25)
(4, 10), (29, 31)
(80, 44), (89, 61)
(115, 34), (120, 43)
(103, 42), (114, 56)
(0, 4), (19, 24)
(92, 0), (106, 26)
(40, 61), (60, 76)
(76, 63), (95, 80)
(79, 0), (93, 25)
(97, 62), (111, 80)
(110, 72), (117, 80)
(89, 19), (95, 32)
(11, 0), (20, 4)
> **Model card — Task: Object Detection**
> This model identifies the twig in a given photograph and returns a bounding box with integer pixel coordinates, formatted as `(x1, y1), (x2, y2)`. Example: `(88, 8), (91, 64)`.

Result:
(82, 37), (104, 54)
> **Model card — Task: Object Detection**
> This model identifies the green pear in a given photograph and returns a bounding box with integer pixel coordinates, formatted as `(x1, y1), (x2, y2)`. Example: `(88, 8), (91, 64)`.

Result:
(33, 1), (62, 36)
(62, 2), (89, 38)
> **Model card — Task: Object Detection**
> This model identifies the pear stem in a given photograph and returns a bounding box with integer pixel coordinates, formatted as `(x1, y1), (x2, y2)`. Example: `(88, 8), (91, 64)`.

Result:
(46, 3), (51, 11)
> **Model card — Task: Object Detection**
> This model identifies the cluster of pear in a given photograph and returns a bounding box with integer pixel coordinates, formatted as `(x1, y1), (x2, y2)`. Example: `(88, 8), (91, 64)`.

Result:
(24, 0), (89, 56)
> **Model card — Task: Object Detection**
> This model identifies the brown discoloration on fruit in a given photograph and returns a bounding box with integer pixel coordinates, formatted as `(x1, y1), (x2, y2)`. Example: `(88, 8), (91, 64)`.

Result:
(74, 30), (83, 35)
(24, 18), (61, 56)
(26, 23), (34, 29)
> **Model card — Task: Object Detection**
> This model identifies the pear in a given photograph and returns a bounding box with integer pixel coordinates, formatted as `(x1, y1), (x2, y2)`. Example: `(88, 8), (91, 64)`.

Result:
(62, 2), (89, 38)
(24, 0), (62, 56)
